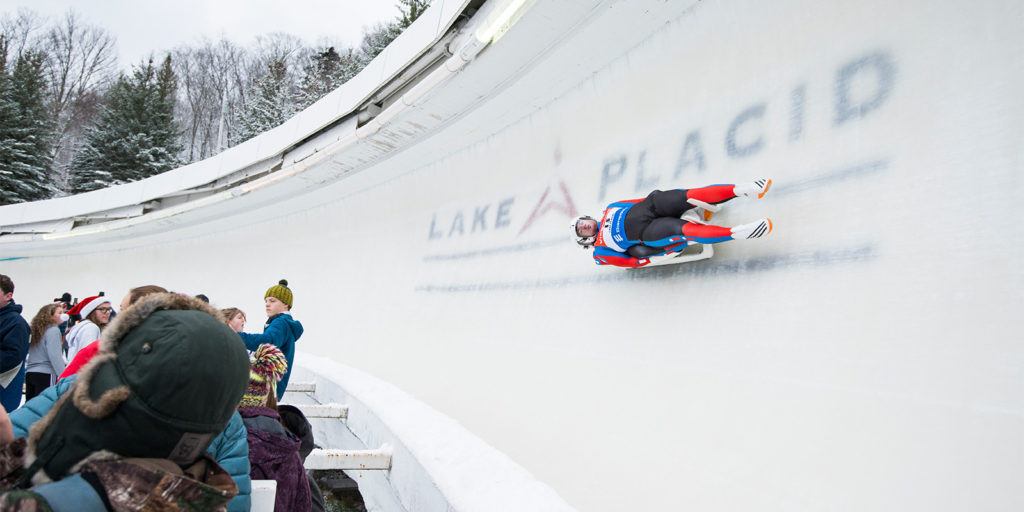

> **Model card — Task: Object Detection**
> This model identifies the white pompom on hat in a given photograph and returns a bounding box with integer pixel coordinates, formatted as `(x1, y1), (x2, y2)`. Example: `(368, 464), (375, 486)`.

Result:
(67, 295), (112, 320)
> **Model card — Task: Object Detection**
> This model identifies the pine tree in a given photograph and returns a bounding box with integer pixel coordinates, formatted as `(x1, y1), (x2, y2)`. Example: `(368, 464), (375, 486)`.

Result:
(396, 0), (431, 29)
(0, 37), (56, 204)
(297, 46), (362, 109)
(69, 55), (182, 193)
(235, 58), (296, 143)
(358, 22), (403, 65)
(141, 55), (182, 181)
(9, 50), (56, 199)
(358, 1), (429, 65)
(0, 38), (32, 204)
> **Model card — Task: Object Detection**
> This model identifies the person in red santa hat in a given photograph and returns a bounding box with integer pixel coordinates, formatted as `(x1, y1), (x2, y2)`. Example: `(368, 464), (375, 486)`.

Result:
(64, 295), (114, 362)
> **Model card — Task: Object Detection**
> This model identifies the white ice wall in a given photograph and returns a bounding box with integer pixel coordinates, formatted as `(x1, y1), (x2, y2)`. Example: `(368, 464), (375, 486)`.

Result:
(2, 1), (1022, 511)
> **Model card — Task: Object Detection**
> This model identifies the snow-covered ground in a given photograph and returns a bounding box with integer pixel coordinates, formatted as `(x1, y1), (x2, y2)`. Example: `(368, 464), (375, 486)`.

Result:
(2, 1), (1022, 510)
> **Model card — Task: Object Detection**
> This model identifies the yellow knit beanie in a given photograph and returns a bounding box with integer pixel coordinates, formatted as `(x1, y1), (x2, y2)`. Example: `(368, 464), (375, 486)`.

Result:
(265, 279), (293, 308)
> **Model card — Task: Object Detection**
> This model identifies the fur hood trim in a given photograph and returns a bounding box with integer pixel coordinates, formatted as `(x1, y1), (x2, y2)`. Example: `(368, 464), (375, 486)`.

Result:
(98, 293), (225, 354)
(24, 293), (225, 484)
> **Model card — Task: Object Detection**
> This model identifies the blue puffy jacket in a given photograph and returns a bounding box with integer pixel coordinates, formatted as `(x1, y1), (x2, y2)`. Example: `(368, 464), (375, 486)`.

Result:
(10, 376), (252, 512)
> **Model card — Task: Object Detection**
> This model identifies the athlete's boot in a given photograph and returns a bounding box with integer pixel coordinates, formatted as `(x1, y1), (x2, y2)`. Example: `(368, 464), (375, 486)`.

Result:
(733, 178), (772, 199)
(731, 218), (773, 240)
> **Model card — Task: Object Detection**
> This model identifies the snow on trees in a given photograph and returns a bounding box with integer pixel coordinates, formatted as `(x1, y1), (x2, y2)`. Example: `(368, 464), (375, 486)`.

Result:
(0, 1), (433, 201)
(0, 37), (56, 204)
(68, 56), (182, 193)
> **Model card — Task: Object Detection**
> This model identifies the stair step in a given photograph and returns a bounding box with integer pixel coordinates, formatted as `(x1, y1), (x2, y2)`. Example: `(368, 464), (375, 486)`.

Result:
(296, 403), (348, 418)
(305, 446), (392, 470)
(284, 382), (316, 393)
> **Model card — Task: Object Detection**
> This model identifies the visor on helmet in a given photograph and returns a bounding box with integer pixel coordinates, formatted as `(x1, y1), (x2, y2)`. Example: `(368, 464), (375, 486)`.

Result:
(571, 216), (597, 248)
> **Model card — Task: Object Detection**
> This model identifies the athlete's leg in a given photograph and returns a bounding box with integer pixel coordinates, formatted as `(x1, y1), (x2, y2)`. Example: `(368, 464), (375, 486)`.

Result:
(684, 217), (770, 240)
(644, 217), (737, 245)
(640, 217), (689, 247)
(684, 218), (773, 242)
(685, 178), (772, 205)
(684, 184), (737, 205)
(646, 189), (692, 218)
(641, 217), (772, 246)
(643, 187), (734, 219)
(627, 241), (688, 258)
(680, 222), (735, 244)
(638, 181), (771, 221)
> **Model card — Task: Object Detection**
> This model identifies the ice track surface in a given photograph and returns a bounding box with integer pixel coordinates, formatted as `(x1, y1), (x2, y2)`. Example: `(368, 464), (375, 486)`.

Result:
(2, 1), (1022, 510)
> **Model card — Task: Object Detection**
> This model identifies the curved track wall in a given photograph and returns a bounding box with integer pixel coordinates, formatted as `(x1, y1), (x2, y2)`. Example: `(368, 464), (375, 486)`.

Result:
(3, 1), (1022, 510)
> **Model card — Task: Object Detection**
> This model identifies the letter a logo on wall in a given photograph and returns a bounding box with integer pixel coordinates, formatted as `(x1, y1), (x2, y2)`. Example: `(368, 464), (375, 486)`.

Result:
(518, 181), (578, 236)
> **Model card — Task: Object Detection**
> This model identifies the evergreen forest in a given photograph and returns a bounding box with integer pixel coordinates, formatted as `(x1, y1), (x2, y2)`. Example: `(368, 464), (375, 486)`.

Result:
(0, 0), (429, 204)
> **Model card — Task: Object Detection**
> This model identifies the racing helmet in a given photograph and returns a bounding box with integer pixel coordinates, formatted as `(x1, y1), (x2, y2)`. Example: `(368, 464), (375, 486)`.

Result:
(571, 215), (598, 248)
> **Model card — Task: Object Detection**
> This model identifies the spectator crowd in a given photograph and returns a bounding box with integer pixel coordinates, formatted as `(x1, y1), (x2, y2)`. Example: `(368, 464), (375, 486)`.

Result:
(0, 274), (317, 511)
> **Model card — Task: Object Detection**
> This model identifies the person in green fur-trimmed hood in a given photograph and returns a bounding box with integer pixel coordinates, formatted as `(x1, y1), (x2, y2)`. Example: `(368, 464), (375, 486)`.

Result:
(0, 292), (251, 511)
(237, 279), (303, 401)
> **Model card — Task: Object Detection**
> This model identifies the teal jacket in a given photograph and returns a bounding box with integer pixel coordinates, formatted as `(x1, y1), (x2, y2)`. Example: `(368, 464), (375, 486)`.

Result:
(10, 376), (252, 512)
(238, 312), (303, 400)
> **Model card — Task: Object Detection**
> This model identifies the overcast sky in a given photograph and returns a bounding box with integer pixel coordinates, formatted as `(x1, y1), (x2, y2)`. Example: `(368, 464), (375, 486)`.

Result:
(0, 0), (400, 67)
